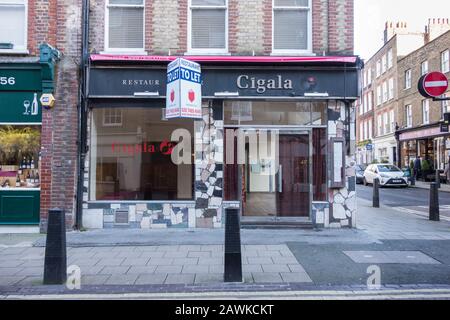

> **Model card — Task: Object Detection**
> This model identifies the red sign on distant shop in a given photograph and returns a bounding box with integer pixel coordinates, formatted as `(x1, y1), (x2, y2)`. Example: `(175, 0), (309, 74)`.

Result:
(418, 72), (448, 98)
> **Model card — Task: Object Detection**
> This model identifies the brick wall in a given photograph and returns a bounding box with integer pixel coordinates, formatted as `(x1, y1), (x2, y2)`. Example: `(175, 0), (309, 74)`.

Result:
(39, 0), (81, 231)
(397, 31), (450, 129)
(88, 0), (354, 56)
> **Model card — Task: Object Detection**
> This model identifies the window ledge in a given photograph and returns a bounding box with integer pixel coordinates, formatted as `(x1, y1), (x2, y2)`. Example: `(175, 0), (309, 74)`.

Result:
(0, 49), (29, 55)
(184, 51), (230, 56)
(100, 50), (148, 56)
(271, 51), (315, 56)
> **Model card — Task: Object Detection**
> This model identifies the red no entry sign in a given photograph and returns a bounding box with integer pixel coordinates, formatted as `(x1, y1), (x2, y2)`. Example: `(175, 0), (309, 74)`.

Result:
(418, 72), (448, 98)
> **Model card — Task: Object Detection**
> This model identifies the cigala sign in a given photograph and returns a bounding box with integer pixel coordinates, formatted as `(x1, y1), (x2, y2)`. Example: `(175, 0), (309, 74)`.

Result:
(166, 58), (202, 119)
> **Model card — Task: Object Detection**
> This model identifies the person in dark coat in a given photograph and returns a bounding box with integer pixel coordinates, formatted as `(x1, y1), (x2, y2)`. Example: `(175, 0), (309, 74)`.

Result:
(414, 156), (422, 180)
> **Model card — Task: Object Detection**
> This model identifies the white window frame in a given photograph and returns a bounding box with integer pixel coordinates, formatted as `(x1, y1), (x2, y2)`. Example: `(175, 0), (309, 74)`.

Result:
(359, 122), (363, 141)
(102, 108), (123, 127)
(368, 92), (373, 111)
(383, 112), (389, 135)
(405, 69), (412, 89)
(388, 77), (394, 100)
(441, 93), (449, 119)
(421, 60), (429, 76)
(377, 114), (382, 136)
(405, 105), (412, 128)
(442, 50), (450, 73)
(390, 109), (395, 133)
(381, 55), (387, 74)
(368, 120), (372, 139)
(387, 48), (393, 69)
(422, 99), (430, 125)
(376, 86), (381, 106)
(367, 68), (372, 85)
(103, 0), (146, 54)
(272, 0), (313, 55)
(382, 81), (388, 103)
(187, 0), (229, 55)
(0, 0), (28, 54)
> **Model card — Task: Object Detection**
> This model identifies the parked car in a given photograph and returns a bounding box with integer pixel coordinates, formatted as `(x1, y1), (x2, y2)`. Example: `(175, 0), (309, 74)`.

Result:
(363, 164), (408, 187)
(355, 164), (367, 184)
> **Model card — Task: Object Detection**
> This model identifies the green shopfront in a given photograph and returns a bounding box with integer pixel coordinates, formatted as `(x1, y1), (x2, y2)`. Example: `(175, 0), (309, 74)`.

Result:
(0, 45), (58, 226)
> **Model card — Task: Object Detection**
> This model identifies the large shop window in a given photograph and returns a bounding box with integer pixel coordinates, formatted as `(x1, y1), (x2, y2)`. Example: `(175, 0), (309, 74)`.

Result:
(273, 0), (311, 53)
(106, 0), (144, 51)
(224, 101), (326, 126)
(189, 0), (227, 53)
(0, 0), (27, 52)
(90, 108), (194, 201)
(0, 125), (41, 189)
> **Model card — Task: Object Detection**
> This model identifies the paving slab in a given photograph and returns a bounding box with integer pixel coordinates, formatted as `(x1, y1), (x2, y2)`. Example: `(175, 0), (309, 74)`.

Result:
(127, 266), (157, 274)
(99, 266), (130, 275)
(343, 251), (441, 264)
(121, 258), (150, 266)
(181, 265), (209, 274)
(135, 274), (167, 285)
(105, 274), (138, 285)
(81, 275), (110, 285)
(155, 265), (182, 274)
(95, 258), (125, 266)
(252, 272), (282, 283)
(171, 258), (198, 266)
(280, 272), (313, 283)
(194, 273), (223, 284)
(261, 264), (290, 273)
(165, 274), (195, 285)
(0, 276), (26, 286)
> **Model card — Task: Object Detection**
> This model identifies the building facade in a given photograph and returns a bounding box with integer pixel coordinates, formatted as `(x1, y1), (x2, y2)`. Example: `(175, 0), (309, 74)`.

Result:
(81, 0), (361, 230)
(396, 29), (450, 175)
(0, 0), (360, 232)
(0, 0), (81, 232)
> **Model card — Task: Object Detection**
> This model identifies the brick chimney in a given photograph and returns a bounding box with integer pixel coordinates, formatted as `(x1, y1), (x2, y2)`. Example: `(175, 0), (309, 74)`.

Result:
(384, 21), (409, 43)
(425, 18), (450, 43)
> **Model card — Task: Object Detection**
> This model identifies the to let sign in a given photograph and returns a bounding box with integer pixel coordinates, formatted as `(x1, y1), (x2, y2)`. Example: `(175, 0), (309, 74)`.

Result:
(418, 72), (448, 98)
(166, 58), (202, 119)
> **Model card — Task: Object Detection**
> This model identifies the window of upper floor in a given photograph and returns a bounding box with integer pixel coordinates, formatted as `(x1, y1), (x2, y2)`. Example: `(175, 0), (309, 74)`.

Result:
(442, 50), (450, 73)
(376, 60), (381, 78)
(189, 0), (228, 54)
(405, 104), (412, 128)
(272, 0), (312, 55)
(105, 0), (145, 53)
(387, 48), (393, 69)
(388, 77), (394, 100)
(404, 69), (412, 89)
(422, 99), (429, 125)
(382, 81), (388, 103)
(441, 93), (449, 120)
(0, 0), (28, 54)
(421, 60), (429, 76)
(367, 68), (372, 85)
(381, 54), (387, 74)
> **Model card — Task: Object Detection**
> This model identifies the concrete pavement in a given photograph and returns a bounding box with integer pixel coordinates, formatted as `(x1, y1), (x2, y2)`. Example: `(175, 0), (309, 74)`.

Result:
(1, 197), (450, 295)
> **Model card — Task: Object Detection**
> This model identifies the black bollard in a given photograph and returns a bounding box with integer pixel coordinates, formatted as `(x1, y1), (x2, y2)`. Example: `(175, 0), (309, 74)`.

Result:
(43, 208), (67, 285)
(373, 178), (380, 208)
(435, 170), (441, 189)
(410, 173), (416, 186)
(429, 183), (440, 222)
(224, 208), (242, 283)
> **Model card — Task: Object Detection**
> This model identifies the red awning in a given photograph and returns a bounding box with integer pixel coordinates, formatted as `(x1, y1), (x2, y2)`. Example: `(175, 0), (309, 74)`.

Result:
(90, 54), (358, 64)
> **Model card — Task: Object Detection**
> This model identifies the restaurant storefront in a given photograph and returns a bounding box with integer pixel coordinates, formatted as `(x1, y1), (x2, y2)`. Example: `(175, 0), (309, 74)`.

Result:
(82, 55), (361, 229)
(0, 44), (59, 228)
(398, 124), (450, 174)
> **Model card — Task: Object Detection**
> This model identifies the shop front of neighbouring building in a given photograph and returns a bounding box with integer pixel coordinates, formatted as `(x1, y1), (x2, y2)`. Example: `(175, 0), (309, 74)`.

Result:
(398, 124), (450, 176)
(0, 45), (59, 230)
(82, 55), (361, 230)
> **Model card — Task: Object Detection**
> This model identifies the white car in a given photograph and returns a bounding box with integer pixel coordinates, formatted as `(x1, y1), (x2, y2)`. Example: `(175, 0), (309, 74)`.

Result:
(363, 164), (408, 187)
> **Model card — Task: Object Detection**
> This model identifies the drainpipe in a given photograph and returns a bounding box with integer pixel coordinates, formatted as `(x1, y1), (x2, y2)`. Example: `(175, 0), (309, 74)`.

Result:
(75, 0), (90, 230)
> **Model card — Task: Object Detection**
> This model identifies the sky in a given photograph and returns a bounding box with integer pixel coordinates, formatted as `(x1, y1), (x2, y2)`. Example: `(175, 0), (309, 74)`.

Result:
(355, 0), (450, 60)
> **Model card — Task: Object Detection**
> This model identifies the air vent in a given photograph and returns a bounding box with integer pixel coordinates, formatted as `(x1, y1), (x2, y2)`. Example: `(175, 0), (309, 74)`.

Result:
(114, 209), (129, 225)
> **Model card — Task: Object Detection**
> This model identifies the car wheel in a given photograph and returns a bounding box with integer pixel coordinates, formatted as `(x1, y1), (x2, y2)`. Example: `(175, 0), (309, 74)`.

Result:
(363, 178), (368, 186)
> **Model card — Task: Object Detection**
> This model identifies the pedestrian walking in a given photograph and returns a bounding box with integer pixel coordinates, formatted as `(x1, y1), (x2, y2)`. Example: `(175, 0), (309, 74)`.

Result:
(444, 157), (450, 184)
(414, 156), (422, 181)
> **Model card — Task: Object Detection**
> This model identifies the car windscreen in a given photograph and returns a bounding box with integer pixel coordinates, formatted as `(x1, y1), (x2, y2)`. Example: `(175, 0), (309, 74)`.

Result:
(377, 165), (401, 172)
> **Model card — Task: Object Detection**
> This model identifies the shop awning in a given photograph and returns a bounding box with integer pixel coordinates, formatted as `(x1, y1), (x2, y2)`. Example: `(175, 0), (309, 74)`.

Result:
(90, 54), (359, 65)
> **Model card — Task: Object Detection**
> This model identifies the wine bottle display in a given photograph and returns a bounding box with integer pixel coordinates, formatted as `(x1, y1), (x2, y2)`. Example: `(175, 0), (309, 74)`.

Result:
(16, 175), (21, 187)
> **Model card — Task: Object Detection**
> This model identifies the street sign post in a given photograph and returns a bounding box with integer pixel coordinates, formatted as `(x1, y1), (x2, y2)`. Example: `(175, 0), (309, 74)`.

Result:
(418, 72), (449, 99)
